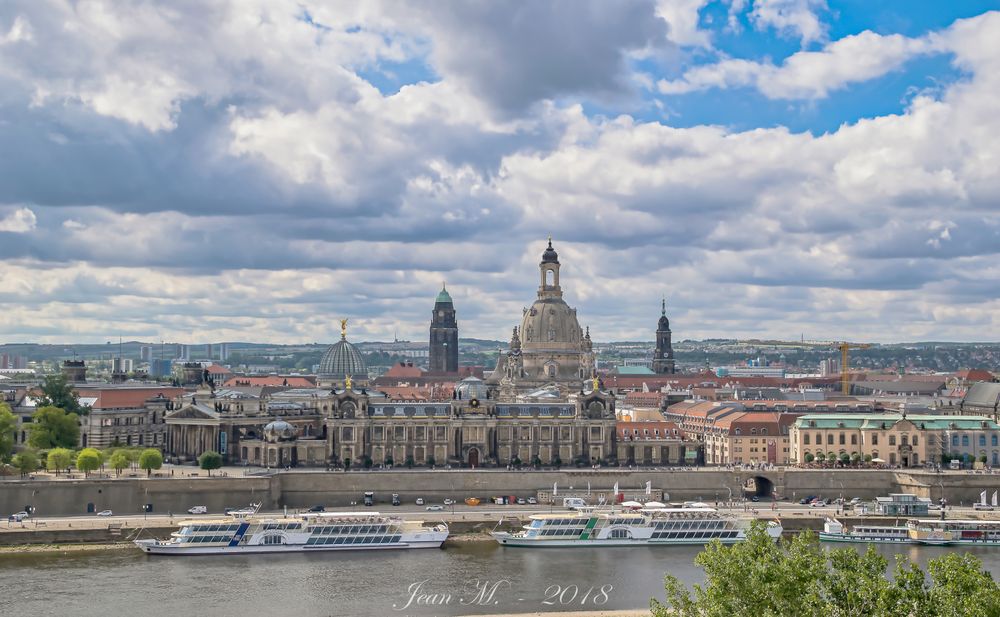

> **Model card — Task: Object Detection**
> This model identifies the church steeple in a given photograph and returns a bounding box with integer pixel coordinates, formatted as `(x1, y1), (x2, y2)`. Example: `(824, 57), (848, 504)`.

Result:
(653, 297), (675, 374)
(538, 237), (562, 298)
(430, 283), (458, 373)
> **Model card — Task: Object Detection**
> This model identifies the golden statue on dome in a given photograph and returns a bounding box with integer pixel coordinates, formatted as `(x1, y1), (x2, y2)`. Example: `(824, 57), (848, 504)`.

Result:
(344, 374), (352, 391)
(340, 318), (348, 340)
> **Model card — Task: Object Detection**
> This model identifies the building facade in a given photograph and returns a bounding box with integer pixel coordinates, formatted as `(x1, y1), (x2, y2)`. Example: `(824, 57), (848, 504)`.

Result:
(789, 414), (1000, 467)
(429, 284), (459, 373)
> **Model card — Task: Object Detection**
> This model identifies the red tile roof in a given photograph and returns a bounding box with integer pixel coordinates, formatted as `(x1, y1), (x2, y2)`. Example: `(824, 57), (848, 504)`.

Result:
(77, 387), (185, 410)
(222, 376), (316, 388)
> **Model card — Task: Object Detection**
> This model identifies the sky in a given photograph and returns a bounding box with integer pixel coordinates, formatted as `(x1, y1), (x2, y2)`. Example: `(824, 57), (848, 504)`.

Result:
(1, 1), (999, 345)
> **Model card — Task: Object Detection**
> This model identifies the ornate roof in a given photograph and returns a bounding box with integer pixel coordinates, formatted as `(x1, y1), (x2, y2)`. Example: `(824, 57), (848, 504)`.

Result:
(435, 283), (453, 305)
(319, 324), (367, 377)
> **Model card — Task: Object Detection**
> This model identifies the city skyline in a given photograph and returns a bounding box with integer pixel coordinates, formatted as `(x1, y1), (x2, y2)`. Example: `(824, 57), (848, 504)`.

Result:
(1, 2), (999, 345)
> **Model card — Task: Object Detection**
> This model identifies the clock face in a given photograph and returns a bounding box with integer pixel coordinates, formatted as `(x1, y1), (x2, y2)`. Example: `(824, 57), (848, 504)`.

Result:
(438, 311), (445, 317)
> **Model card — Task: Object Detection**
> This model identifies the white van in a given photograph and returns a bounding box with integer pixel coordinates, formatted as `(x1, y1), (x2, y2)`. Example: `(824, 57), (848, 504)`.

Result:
(187, 505), (207, 514)
(563, 497), (587, 509)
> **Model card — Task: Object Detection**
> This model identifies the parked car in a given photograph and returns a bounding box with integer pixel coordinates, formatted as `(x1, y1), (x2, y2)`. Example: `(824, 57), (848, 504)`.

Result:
(527, 497), (538, 505)
(307, 505), (325, 512)
(426, 505), (444, 511)
(8, 511), (29, 522)
(848, 497), (862, 505)
(516, 498), (526, 505)
(750, 496), (760, 502)
(974, 503), (994, 511)
(96, 510), (113, 516)
(809, 500), (826, 508)
(391, 494), (401, 506)
(187, 505), (207, 515)
(799, 495), (816, 505)
(415, 498), (425, 506)
(443, 498), (456, 505)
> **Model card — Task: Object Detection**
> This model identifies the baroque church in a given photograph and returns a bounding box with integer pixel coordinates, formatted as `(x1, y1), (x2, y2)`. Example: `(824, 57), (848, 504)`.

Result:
(485, 238), (595, 399)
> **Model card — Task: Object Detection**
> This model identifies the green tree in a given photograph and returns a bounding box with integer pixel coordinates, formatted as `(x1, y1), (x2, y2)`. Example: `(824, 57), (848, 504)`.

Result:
(850, 452), (862, 465)
(804, 453), (815, 463)
(405, 455), (415, 469)
(46, 447), (73, 474)
(839, 453), (850, 464)
(815, 452), (826, 463)
(0, 402), (17, 463)
(76, 448), (101, 477)
(426, 455), (435, 468)
(109, 451), (130, 476)
(384, 455), (394, 467)
(864, 454), (873, 463)
(27, 406), (80, 450)
(12, 449), (39, 477)
(138, 449), (163, 477)
(652, 521), (1000, 617)
(36, 373), (86, 415)
(198, 450), (222, 476)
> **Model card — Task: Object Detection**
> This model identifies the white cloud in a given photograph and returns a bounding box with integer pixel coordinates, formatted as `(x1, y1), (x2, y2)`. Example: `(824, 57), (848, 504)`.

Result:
(656, 0), (712, 48)
(0, 14), (32, 44)
(659, 29), (935, 99)
(0, 206), (36, 232)
(749, 0), (828, 45)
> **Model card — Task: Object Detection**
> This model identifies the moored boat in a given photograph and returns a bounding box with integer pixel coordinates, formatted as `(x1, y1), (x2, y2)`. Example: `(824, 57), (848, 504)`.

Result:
(491, 507), (781, 547)
(134, 508), (448, 555)
(819, 518), (911, 544)
(907, 519), (1000, 546)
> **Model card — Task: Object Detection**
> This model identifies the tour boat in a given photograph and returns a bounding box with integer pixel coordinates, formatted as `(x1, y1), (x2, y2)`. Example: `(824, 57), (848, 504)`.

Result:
(906, 519), (1000, 546)
(819, 518), (911, 544)
(491, 507), (782, 547)
(134, 507), (449, 555)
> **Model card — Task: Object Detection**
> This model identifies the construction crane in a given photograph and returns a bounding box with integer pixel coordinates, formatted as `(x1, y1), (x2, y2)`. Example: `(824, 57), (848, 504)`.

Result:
(839, 342), (872, 395)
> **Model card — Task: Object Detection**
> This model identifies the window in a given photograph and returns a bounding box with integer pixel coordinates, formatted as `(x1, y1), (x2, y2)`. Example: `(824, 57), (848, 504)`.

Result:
(872, 435), (878, 446)
(889, 435), (896, 446)
(912, 436), (918, 446)
(993, 435), (998, 447)
(980, 435), (987, 447)
(804, 434), (810, 445)
(962, 435), (970, 447)
(839, 434), (845, 445)
(851, 435), (858, 445)
(827, 434), (834, 445)
(952, 435), (959, 447)
(761, 428), (767, 435)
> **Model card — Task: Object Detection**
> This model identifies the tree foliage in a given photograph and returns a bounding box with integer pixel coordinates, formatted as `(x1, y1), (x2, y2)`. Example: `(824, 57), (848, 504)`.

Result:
(652, 521), (1000, 617)
(12, 449), (39, 476)
(109, 451), (130, 476)
(36, 373), (86, 415)
(0, 402), (17, 463)
(198, 450), (222, 475)
(76, 448), (101, 476)
(138, 449), (163, 476)
(46, 447), (73, 474)
(27, 406), (80, 450)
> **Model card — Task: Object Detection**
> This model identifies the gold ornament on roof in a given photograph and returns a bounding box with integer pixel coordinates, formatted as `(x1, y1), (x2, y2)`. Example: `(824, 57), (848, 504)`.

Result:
(344, 374), (352, 391)
(592, 375), (599, 392)
(340, 318), (348, 340)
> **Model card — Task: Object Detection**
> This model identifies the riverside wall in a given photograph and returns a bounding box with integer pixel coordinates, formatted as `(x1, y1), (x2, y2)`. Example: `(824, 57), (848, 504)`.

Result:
(1, 469), (997, 517)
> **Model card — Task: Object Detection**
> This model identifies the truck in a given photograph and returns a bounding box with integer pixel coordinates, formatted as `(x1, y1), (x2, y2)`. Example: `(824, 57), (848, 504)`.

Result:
(363, 491), (375, 506)
(563, 497), (587, 510)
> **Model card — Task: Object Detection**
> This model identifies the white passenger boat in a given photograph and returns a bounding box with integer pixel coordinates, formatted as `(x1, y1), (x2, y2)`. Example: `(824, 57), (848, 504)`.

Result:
(491, 507), (781, 547)
(135, 507), (448, 555)
(819, 518), (911, 544)
(906, 519), (1000, 546)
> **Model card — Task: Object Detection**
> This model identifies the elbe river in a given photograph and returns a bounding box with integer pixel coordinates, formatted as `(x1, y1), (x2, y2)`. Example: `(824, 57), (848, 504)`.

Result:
(3, 543), (1000, 617)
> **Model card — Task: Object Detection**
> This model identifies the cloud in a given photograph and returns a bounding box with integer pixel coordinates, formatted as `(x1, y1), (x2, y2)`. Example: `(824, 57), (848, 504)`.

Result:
(749, 0), (828, 45)
(0, 206), (36, 232)
(0, 3), (998, 344)
(659, 29), (935, 99)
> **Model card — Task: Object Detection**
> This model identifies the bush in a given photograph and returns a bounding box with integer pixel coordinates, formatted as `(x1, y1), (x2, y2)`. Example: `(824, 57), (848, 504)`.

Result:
(804, 453), (815, 463)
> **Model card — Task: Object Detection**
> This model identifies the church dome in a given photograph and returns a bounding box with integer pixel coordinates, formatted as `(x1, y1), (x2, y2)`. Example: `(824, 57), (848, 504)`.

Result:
(456, 376), (487, 401)
(541, 237), (559, 264)
(319, 339), (366, 376)
(520, 297), (583, 351)
(263, 419), (298, 442)
(435, 283), (453, 305)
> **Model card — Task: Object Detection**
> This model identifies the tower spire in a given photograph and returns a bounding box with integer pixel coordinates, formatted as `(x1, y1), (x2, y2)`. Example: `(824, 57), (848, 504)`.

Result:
(661, 296), (666, 316)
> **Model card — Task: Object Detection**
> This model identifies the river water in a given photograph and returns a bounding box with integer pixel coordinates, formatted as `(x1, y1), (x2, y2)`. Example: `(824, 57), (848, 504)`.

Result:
(3, 542), (1000, 617)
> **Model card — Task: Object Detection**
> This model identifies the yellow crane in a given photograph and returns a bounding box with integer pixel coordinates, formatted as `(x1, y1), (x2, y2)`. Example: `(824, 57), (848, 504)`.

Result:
(839, 342), (871, 395)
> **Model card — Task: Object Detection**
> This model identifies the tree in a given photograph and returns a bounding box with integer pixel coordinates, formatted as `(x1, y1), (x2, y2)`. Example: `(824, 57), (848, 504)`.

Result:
(12, 449), (39, 477)
(46, 447), (73, 474)
(804, 453), (815, 463)
(343, 457), (351, 471)
(36, 373), (86, 415)
(532, 455), (542, 469)
(553, 456), (562, 469)
(109, 450), (129, 476)
(405, 455), (415, 469)
(27, 406), (80, 450)
(76, 448), (101, 477)
(198, 450), (223, 476)
(864, 454), (873, 463)
(139, 449), (163, 477)
(384, 455), (394, 467)
(512, 456), (522, 468)
(839, 453), (850, 464)
(0, 402), (17, 463)
(426, 455), (435, 468)
(815, 452), (826, 463)
(980, 454), (988, 464)
(363, 455), (373, 469)
(651, 521), (1000, 617)
(851, 452), (862, 465)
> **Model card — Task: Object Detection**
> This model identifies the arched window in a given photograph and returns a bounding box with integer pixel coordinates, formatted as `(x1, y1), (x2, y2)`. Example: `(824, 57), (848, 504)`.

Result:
(962, 435), (970, 447)
(980, 435), (987, 447)
(993, 435), (998, 447)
